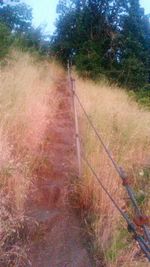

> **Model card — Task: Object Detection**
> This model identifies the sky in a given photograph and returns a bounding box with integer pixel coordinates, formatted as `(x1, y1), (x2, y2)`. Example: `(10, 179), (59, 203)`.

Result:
(23, 0), (150, 34)
(23, 0), (59, 34)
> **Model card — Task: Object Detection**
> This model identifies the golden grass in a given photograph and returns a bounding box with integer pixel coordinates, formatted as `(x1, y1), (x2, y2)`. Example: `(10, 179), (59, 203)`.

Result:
(0, 51), (64, 208)
(74, 77), (150, 266)
(0, 51), (64, 265)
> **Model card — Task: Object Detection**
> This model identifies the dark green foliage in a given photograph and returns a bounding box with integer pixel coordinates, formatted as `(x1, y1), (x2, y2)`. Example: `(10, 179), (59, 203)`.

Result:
(52, 0), (150, 92)
(0, 22), (12, 59)
(134, 85), (150, 108)
(117, 0), (150, 89)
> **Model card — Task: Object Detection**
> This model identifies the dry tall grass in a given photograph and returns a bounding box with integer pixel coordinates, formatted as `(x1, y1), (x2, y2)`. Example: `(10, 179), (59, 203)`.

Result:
(74, 77), (150, 266)
(1, 52), (149, 266)
(0, 51), (64, 266)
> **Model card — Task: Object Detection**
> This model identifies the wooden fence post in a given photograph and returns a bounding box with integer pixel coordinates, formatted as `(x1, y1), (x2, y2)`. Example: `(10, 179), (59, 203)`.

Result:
(71, 78), (82, 177)
(67, 61), (81, 177)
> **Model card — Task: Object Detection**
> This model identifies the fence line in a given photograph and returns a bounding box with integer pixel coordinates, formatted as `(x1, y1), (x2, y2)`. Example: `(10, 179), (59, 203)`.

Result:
(74, 84), (150, 246)
(67, 60), (150, 261)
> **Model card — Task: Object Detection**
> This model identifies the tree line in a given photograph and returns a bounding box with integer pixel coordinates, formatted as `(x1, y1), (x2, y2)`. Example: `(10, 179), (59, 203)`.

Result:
(0, 0), (150, 95)
(52, 0), (150, 91)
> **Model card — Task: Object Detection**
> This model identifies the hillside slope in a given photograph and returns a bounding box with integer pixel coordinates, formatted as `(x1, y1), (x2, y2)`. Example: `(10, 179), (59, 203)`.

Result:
(0, 51), (149, 267)
(74, 77), (150, 266)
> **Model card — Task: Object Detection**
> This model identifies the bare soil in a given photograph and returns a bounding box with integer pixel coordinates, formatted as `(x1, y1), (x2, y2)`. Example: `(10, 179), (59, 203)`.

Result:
(25, 78), (92, 267)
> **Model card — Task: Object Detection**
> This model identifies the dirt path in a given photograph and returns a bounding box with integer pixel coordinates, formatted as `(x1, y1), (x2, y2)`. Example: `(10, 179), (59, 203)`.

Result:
(26, 78), (92, 267)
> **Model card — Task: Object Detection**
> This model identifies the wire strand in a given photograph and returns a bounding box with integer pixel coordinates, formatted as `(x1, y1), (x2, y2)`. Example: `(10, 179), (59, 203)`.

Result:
(82, 152), (150, 261)
(73, 82), (150, 244)
(74, 90), (121, 176)
(67, 62), (150, 261)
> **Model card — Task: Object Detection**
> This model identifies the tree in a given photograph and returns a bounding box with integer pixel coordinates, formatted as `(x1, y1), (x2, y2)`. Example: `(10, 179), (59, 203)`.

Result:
(52, 0), (129, 75)
(0, 0), (49, 58)
(52, 0), (150, 90)
(14, 26), (49, 54)
(53, 1), (115, 70)
(118, 0), (150, 88)
(0, 1), (32, 33)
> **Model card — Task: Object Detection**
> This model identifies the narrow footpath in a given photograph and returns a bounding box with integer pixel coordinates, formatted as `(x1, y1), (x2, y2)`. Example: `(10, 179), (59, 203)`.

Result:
(26, 77), (92, 267)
